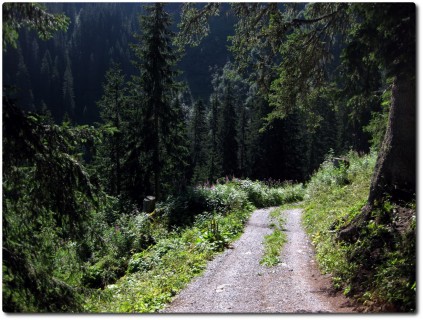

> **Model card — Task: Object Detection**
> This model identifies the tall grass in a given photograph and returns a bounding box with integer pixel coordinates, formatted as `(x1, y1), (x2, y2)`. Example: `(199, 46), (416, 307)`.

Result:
(303, 151), (376, 281)
(303, 151), (416, 311)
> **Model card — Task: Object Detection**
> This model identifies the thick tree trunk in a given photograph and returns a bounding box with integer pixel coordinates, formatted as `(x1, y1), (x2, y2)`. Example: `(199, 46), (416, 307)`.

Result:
(368, 74), (416, 205)
(339, 74), (415, 242)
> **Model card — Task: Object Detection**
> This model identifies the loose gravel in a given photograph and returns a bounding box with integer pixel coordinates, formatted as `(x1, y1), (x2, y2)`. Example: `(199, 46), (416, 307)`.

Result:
(163, 207), (356, 313)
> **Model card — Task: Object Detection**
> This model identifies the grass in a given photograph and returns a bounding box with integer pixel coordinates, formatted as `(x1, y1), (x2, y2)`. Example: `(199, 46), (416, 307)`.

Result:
(260, 207), (287, 267)
(302, 151), (416, 312)
(302, 151), (376, 287)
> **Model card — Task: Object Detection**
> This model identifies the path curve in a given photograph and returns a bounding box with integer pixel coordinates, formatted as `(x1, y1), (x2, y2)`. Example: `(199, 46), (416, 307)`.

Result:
(163, 208), (355, 313)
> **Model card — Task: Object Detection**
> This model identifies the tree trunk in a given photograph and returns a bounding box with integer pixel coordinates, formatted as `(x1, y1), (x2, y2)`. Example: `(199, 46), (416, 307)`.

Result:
(339, 74), (415, 242)
(368, 74), (416, 205)
(142, 196), (156, 213)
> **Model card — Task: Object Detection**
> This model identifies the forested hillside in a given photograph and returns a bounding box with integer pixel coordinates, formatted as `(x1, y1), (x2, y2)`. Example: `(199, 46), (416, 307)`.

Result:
(3, 3), (235, 123)
(2, 2), (415, 313)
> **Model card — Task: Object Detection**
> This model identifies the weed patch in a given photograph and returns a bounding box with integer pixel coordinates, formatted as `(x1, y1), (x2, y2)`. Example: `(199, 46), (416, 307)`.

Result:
(302, 151), (416, 312)
(260, 207), (287, 267)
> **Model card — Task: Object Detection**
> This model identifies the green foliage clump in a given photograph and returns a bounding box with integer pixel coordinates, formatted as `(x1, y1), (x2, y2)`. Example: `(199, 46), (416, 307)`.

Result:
(303, 151), (375, 275)
(3, 3), (70, 49)
(3, 100), (99, 312)
(158, 177), (304, 228)
(84, 205), (250, 312)
(157, 182), (252, 227)
(235, 179), (304, 208)
(303, 151), (416, 311)
(260, 207), (287, 267)
(80, 201), (167, 290)
(343, 204), (416, 311)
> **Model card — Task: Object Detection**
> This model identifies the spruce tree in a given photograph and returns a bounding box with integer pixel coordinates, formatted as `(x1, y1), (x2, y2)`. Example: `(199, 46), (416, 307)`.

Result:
(96, 63), (126, 196)
(40, 50), (52, 106)
(208, 93), (222, 180)
(16, 47), (34, 110)
(62, 54), (75, 121)
(161, 97), (190, 194)
(236, 102), (249, 178)
(131, 3), (180, 200)
(190, 99), (209, 183)
(244, 86), (265, 179)
(219, 83), (238, 177)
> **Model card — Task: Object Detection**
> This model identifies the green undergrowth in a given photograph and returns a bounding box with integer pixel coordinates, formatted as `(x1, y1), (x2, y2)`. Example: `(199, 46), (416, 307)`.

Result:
(84, 208), (252, 312)
(260, 207), (287, 267)
(302, 151), (416, 312)
(83, 179), (304, 312)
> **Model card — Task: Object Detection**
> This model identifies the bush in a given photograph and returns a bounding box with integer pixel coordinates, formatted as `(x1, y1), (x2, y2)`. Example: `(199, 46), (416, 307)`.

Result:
(235, 179), (304, 207)
(127, 237), (184, 274)
(82, 255), (126, 289)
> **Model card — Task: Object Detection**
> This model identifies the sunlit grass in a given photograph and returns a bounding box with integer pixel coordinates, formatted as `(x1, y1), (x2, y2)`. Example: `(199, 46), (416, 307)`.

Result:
(260, 207), (287, 267)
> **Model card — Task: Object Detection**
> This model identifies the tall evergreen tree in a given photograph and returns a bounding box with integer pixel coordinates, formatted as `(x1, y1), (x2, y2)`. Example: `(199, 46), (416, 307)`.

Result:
(161, 97), (190, 194)
(96, 63), (127, 196)
(209, 63), (248, 178)
(130, 3), (180, 201)
(62, 53), (76, 120)
(236, 101), (249, 178)
(190, 99), (209, 183)
(219, 83), (238, 176)
(244, 85), (266, 179)
(15, 47), (34, 110)
(40, 50), (52, 106)
(208, 93), (221, 181)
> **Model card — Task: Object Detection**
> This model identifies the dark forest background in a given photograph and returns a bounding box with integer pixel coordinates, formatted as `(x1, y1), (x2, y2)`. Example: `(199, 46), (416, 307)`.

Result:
(3, 2), (380, 188)
(4, 3), (234, 123)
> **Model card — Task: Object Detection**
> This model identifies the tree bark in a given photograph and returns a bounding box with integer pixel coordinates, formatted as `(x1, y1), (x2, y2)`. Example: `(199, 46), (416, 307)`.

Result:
(368, 74), (416, 205)
(339, 74), (415, 242)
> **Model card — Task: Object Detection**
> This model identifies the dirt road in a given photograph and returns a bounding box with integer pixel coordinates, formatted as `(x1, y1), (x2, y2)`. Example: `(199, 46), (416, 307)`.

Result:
(163, 207), (355, 313)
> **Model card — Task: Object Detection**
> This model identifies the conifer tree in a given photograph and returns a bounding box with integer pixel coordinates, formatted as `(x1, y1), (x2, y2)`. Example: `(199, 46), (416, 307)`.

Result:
(190, 99), (209, 183)
(131, 3), (180, 200)
(161, 97), (190, 194)
(16, 47), (34, 110)
(62, 54), (75, 121)
(236, 102), (249, 178)
(244, 86), (265, 178)
(219, 83), (238, 176)
(40, 50), (52, 106)
(96, 63), (126, 196)
(208, 93), (222, 180)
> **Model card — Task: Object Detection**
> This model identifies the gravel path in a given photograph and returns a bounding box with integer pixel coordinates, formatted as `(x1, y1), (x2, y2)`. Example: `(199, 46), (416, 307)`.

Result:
(163, 207), (355, 313)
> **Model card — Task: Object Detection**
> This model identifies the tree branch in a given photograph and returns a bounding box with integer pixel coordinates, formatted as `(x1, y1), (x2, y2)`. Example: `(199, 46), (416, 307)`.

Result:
(291, 9), (340, 27)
